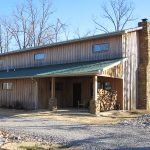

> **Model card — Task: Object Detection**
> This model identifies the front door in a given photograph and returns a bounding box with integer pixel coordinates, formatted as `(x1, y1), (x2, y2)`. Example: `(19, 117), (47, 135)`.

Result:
(73, 83), (81, 107)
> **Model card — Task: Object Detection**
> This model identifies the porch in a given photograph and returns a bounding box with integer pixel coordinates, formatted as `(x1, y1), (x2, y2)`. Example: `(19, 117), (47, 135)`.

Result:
(0, 58), (126, 114)
(38, 76), (123, 113)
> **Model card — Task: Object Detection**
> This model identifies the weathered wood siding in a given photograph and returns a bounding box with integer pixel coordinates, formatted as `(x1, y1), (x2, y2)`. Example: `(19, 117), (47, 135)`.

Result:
(55, 76), (123, 109)
(122, 31), (139, 110)
(0, 31), (139, 111)
(61, 77), (92, 108)
(0, 76), (123, 110)
(0, 78), (38, 109)
(0, 35), (122, 70)
(38, 78), (50, 109)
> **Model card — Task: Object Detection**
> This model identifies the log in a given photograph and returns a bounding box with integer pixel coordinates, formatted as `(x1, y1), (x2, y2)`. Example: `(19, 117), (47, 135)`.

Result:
(97, 89), (118, 111)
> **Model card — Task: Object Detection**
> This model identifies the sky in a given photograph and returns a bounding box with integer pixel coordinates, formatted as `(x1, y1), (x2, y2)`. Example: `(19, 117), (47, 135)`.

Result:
(0, 0), (149, 38)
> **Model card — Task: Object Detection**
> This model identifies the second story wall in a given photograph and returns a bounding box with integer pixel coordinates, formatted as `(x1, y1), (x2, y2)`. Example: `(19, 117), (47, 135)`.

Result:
(0, 34), (123, 70)
(122, 30), (140, 110)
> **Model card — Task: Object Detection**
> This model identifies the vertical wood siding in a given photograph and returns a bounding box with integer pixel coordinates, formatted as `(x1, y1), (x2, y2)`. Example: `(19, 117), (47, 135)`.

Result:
(0, 76), (123, 110)
(0, 35), (122, 70)
(122, 31), (139, 110)
(0, 79), (37, 109)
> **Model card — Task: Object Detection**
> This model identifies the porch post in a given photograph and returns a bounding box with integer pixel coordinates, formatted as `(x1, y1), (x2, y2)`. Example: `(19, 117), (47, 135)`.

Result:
(89, 76), (100, 114)
(93, 76), (97, 101)
(49, 77), (57, 111)
(51, 77), (55, 98)
(34, 79), (38, 110)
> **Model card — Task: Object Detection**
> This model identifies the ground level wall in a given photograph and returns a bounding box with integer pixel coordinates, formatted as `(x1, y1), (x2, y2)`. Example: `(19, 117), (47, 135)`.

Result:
(0, 76), (123, 111)
(0, 78), (37, 109)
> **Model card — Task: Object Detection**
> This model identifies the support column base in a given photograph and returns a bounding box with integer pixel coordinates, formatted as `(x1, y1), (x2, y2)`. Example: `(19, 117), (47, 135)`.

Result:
(147, 102), (150, 110)
(89, 99), (100, 114)
(49, 97), (57, 111)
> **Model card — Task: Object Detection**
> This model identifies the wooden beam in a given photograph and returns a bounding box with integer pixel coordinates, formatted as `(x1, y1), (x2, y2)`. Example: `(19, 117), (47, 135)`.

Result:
(51, 77), (55, 98)
(49, 77), (57, 111)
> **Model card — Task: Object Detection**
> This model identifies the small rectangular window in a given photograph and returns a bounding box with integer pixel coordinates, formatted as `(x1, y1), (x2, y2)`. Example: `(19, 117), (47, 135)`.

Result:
(104, 82), (111, 90)
(3, 83), (13, 90)
(98, 82), (103, 89)
(34, 53), (45, 60)
(92, 43), (109, 52)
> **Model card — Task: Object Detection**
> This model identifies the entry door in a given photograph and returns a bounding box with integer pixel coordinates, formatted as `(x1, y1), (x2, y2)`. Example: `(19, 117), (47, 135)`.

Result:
(73, 83), (81, 107)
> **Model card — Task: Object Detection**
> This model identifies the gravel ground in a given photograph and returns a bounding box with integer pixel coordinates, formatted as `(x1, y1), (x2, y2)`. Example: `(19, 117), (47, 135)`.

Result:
(0, 113), (150, 150)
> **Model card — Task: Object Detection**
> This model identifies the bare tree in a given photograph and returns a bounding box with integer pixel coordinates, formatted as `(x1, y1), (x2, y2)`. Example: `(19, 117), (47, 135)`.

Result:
(0, 24), (12, 53)
(73, 27), (96, 39)
(62, 25), (70, 41)
(0, 25), (3, 53)
(94, 0), (136, 32)
(1, 0), (66, 51)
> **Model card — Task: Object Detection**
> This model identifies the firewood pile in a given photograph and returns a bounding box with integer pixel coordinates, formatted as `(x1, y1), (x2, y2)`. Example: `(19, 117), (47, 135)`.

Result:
(97, 89), (118, 111)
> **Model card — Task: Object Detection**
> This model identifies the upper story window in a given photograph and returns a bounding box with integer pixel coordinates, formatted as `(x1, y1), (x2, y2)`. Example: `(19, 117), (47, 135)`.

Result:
(34, 53), (45, 60)
(2, 83), (13, 90)
(92, 43), (109, 52)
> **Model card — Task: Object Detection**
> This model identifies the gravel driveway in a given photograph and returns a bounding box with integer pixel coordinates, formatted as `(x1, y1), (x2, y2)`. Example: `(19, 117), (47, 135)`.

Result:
(0, 112), (150, 150)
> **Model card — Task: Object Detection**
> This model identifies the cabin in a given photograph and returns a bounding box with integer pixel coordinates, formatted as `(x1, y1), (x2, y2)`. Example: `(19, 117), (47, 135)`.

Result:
(0, 19), (150, 114)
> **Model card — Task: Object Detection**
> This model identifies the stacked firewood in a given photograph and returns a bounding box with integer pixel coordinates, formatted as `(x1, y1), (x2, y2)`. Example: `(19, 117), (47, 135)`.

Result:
(97, 89), (118, 111)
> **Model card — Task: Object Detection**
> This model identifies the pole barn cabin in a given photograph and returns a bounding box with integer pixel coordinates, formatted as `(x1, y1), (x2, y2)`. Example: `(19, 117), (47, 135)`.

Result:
(0, 19), (150, 114)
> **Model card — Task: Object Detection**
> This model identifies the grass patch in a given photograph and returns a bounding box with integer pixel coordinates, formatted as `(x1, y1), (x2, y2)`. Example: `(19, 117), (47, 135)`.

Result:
(20, 144), (45, 150)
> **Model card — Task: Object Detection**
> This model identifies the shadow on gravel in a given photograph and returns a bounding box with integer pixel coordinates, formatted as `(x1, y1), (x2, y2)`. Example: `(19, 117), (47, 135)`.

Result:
(59, 135), (150, 150)
(0, 109), (29, 119)
(60, 136), (112, 149)
(109, 147), (150, 150)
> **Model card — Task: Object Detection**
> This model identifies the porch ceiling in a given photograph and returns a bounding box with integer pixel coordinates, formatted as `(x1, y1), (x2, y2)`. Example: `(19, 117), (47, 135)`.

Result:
(0, 58), (125, 79)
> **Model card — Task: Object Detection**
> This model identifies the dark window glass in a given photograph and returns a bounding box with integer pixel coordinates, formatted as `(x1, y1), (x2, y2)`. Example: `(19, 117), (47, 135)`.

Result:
(98, 82), (103, 89)
(104, 82), (111, 90)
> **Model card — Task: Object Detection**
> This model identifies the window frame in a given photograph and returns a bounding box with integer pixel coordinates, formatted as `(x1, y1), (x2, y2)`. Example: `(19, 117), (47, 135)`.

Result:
(92, 43), (110, 53)
(98, 82), (103, 89)
(104, 82), (112, 90)
(2, 83), (13, 90)
(34, 53), (45, 61)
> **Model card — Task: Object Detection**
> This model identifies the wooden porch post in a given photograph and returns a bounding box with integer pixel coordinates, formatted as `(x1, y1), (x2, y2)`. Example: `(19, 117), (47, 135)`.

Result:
(93, 76), (97, 101)
(89, 75), (100, 114)
(49, 77), (57, 111)
(51, 77), (55, 98)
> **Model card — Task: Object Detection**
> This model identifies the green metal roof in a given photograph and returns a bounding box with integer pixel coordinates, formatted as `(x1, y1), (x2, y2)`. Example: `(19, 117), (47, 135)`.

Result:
(0, 58), (124, 79)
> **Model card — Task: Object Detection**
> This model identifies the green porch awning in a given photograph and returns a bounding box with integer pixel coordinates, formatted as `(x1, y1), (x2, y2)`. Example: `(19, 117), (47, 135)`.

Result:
(0, 58), (125, 79)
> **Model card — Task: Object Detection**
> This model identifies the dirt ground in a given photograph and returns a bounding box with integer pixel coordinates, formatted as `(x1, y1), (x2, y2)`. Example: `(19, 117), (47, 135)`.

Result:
(0, 108), (150, 150)
(0, 108), (149, 125)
